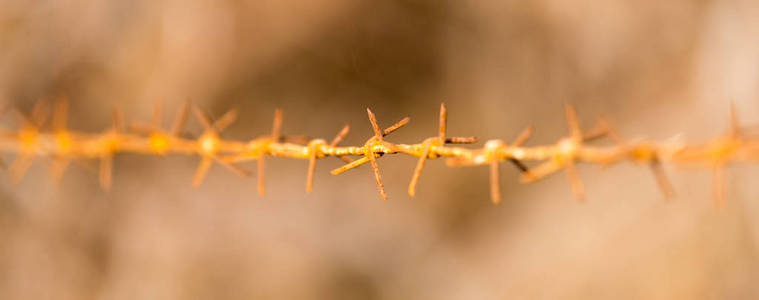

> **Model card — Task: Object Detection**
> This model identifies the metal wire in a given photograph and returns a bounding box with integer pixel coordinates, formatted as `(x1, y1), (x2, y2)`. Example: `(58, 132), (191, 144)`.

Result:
(1, 99), (754, 204)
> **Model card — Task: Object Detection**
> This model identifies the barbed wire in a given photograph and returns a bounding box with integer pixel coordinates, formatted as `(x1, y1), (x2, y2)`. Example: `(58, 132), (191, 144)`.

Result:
(1, 98), (754, 204)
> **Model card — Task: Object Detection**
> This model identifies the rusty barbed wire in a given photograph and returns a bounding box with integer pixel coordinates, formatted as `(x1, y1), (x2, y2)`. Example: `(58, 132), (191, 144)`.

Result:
(1, 98), (756, 204)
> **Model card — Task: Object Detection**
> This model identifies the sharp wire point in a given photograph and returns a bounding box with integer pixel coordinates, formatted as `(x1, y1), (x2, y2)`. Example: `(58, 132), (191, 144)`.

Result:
(307, 147), (317, 193)
(192, 106), (215, 132)
(53, 97), (69, 131)
(490, 159), (501, 204)
(214, 109), (239, 132)
(382, 117), (410, 136)
(331, 157), (369, 175)
(31, 100), (50, 128)
(408, 142), (432, 197)
(192, 156), (214, 187)
(504, 126), (534, 173)
(99, 154), (113, 190)
(112, 108), (125, 132)
(603, 118), (625, 145)
(564, 104), (583, 142)
(511, 126), (534, 147)
(366, 108), (383, 140)
(330, 125), (354, 163)
(366, 150), (387, 201)
(439, 103), (447, 141)
(330, 125), (351, 147)
(257, 158), (266, 196)
(216, 158), (250, 177)
(521, 160), (562, 184)
(565, 162), (585, 202)
(651, 159), (676, 199)
(152, 101), (164, 130)
(583, 116), (611, 142)
(171, 103), (190, 136)
(272, 108), (283, 142)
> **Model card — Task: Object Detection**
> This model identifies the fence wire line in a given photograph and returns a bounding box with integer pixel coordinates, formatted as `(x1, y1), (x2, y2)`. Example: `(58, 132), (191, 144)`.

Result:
(0, 100), (751, 204)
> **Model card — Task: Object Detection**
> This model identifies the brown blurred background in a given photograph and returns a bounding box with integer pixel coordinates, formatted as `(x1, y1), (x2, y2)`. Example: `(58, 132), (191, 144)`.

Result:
(2, 0), (759, 299)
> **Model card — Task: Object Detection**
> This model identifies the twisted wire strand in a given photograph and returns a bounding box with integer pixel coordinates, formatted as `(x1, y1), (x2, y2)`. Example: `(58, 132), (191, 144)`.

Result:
(1, 98), (755, 204)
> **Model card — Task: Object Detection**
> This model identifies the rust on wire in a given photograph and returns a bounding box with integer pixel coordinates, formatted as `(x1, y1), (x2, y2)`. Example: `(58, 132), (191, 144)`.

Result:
(0, 100), (754, 204)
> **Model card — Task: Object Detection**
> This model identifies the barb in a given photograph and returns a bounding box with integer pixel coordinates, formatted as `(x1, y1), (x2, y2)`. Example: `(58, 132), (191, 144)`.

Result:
(8, 100), (49, 183)
(258, 109), (282, 196)
(596, 115), (676, 199)
(0, 100), (755, 204)
(408, 103), (481, 197)
(190, 106), (248, 187)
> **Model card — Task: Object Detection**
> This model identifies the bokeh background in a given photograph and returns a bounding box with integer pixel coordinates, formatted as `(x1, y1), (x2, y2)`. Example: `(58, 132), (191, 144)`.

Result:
(2, 0), (759, 299)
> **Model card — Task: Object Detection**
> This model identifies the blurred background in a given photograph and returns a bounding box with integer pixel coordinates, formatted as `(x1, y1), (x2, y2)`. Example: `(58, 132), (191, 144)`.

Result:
(1, 0), (759, 299)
